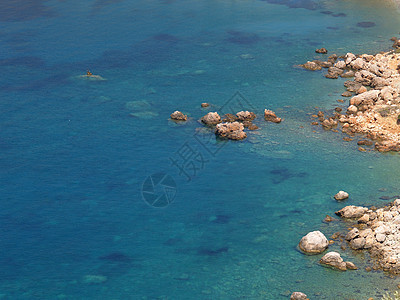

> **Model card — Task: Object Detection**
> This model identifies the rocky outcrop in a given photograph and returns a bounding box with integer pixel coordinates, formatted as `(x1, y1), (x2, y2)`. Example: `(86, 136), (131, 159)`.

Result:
(335, 205), (368, 218)
(302, 61), (322, 71)
(264, 109), (282, 123)
(215, 122), (246, 140)
(290, 292), (309, 300)
(319, 252), (351, 271)
(236, 111), (256, 121)
(170, 111), (188, 121)
(302, 47), (400, 152)
(334, 191), (349, 200)
(325, 67), (343, 79)
(298, 231), (329, 254)
(201, 103), (210, 108)
(201, 112), (221, 125)
(345, 53), (356, 65)
(337, 199), (400, 274)
(350, 57), (366, 70)
(316, 47), (328, 54)
(347, 105), (358, 114)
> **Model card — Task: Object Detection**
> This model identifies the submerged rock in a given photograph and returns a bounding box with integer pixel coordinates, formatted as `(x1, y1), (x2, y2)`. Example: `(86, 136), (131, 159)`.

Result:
(125, 100), (151, 111)
(130, 111), (159, 119)
(83, 275), (108, 284)
(201, 103), (210, 108)
(222, 113), (237, 122)
(299, 230), (329, 254)
(77, 74), (106, 81)
(325, 67), (344, 79)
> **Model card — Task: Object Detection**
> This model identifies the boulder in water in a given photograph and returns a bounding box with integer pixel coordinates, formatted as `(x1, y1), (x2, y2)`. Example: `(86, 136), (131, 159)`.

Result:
(299, 230), (329, 254)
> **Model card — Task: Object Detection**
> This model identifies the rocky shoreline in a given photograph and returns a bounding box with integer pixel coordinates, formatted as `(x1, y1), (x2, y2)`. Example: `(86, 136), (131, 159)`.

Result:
(335, 199), (400, 275)
(294, 194), (400, 299)
(301, 40), (400, 152)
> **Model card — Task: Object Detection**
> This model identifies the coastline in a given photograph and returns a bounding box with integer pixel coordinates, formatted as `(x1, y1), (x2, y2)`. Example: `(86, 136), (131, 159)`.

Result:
(296, 39), (400, 299)
(301, 41), (400, 152)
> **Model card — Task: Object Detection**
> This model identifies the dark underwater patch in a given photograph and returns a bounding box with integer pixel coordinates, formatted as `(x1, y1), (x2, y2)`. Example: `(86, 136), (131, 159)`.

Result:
(163, 237), (183, 246)
(320, 10), (332, 14)
(197, 246), (229, 256)
(0, 0), (55, 22)
(212, 215), (231, 224)
(270, 168), (308, 184)
(262, 0), (319, 10)
(357, 21), (376, 28)
(379, 195), (400, 200)
(327, 26), (339, 30)
(92, 0), (124, 12)
(332, 13), (346, 17)
(1, 73), (69, 92)
(153, 33), (180, 43)
(226, 30), (261, 45)
(0, 56), (45, 68)
(99, 252), (133, 263)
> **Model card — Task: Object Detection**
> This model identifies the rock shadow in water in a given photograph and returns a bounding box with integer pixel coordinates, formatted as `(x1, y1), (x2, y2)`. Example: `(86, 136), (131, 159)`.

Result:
(153, 33), (181, 43)
(92, 0), (125, 12)
(92, 33), (181, 69)
(212, 215), (231, 224)
(99, 252), (133, 263)
(332, 13), (346, 17)
(357, 22), (376, 28)
(270, 167), (308, 184)
(0, 56), (45, 68)
(0, 0), (55, 22)
(1, 73), (69, 92)
(97, 251), (139, 277)
(262, 0), (319, 10)
(197, 246), (229, 256)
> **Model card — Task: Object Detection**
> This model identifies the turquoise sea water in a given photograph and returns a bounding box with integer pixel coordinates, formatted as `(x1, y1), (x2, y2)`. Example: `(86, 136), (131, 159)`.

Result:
(2, 0), (400, 299)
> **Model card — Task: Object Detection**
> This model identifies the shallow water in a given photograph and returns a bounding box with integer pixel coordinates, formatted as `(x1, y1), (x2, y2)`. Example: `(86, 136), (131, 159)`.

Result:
(1, 0), (400, 299)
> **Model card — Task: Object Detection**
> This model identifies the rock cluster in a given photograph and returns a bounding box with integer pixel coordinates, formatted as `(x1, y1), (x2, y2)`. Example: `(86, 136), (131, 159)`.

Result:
(302, 46), (400, 152)
(172, 106), (283, 141)
(335, 200), (400, 274)
(196, 109), (282, 140)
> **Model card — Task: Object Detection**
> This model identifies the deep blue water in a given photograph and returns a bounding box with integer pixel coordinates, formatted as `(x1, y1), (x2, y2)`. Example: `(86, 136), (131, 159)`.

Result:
(2, 0), (400, 299)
